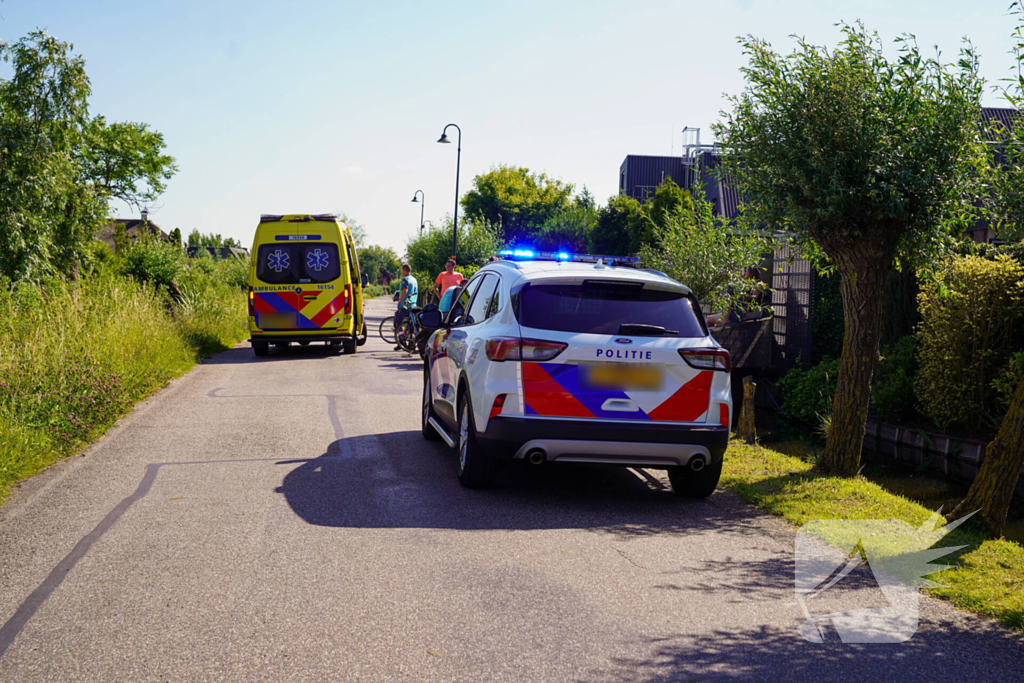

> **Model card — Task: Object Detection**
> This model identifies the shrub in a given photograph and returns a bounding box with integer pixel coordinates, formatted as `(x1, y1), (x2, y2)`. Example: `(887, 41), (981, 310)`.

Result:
(122, 239), (185, 291)
(993, 351), (1024, 415)
(872, 336), (918, 423)
(778, 357), (840, 437)
(915, 255), (1024, 430)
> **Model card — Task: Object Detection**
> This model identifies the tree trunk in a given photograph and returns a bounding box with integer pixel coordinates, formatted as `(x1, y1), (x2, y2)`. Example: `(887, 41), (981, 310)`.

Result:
(819, 239), (895, 476)
(951, 374), (1024, 538)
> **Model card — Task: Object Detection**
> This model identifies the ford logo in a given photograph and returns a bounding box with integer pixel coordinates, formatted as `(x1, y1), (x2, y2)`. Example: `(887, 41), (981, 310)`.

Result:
(613, 338), (633, 345)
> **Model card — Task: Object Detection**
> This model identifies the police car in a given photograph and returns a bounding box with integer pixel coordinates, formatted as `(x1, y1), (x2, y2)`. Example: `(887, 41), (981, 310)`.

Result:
(417, 251), (732, 494)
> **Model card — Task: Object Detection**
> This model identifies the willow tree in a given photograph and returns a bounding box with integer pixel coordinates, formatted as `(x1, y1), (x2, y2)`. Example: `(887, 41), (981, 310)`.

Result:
(951, 3), (1024, 537)
(714, 25), (985, 476)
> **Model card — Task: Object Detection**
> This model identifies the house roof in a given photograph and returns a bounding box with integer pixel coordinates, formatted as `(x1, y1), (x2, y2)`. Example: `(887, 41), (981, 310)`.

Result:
(96, 219), (169, 250)
(981, 107), (1020, 138)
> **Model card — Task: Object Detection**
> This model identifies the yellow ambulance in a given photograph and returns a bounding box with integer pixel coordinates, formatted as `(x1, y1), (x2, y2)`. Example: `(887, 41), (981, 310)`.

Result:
(247, 214), (366, 356)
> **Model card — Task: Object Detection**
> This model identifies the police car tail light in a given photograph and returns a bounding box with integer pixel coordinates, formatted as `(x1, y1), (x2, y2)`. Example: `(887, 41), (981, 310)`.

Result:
(485, 338), (566, 362)
(248, 287), (255, 316)
(678, 348), (731, 372)
(520, 339), (567, 361)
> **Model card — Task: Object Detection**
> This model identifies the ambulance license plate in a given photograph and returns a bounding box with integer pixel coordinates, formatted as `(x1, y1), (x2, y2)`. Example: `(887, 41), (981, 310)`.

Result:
(258, 312), (297, 329)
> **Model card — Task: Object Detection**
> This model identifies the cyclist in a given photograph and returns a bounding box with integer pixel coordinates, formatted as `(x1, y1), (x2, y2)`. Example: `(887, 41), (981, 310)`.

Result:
(394, 263), (418, 351)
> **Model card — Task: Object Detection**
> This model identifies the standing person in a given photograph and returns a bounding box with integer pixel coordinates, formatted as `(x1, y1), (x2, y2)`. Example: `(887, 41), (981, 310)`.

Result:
(394, 263), (418, 351)
(433, 258), (464, 300)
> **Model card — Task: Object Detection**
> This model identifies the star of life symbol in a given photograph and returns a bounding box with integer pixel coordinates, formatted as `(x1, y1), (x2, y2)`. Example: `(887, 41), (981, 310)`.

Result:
(267, 249), (290, 273)
(306, 248), (330, 272)
(792, 509), (975, 643)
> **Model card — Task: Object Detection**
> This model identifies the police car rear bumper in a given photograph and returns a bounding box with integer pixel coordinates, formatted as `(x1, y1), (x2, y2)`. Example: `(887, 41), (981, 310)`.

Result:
(476, 417), (729, 468)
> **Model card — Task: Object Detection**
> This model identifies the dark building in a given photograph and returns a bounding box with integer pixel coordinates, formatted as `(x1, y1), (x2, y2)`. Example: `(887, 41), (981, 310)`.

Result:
(97, 217), (168, 251)
(618, 156), (686, 202)
(618, 147), (739, 221)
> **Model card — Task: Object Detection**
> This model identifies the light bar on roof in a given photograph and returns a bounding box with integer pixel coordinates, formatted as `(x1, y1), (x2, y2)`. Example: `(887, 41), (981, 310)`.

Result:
(497, 249), (640, 265)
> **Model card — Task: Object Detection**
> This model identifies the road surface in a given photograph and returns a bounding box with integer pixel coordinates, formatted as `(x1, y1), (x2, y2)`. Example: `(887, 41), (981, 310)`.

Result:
(1, 297), (1021, 681)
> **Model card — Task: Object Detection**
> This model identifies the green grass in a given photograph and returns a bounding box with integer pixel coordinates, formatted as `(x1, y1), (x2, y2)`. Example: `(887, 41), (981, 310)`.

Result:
(722, 441), (1024, 629)
(0, 268), (247, 504)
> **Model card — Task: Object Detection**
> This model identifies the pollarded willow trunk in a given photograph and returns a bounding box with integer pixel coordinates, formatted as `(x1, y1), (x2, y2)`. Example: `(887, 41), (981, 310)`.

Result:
(951, 375), (1024, 538)
(819, 238), (895, 476)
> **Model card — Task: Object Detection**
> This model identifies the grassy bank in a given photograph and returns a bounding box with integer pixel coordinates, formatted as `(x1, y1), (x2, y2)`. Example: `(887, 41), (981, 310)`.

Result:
(721, 441), (1024, 629)
(0, 264), (247, 503)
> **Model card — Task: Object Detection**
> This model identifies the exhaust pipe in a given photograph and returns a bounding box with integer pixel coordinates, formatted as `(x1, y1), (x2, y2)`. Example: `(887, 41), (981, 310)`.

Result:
(689, 455), (706, 472)
(527, 449), (546, 465)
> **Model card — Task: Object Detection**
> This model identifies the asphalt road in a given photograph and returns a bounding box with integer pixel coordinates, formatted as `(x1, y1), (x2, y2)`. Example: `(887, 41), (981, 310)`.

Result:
(1, 297), (1022, 682)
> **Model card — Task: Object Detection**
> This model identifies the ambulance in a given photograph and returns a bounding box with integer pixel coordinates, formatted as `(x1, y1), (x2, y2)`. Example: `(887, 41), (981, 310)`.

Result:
(247, 214), (366, 356)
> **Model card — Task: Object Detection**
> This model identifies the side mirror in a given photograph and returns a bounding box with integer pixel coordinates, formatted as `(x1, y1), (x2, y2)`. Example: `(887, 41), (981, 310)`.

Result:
(360, 273), (369, 287)
(418, 309), (443, 329)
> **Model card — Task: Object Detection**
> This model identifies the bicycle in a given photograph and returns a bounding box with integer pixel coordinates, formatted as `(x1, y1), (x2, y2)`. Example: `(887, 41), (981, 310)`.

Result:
(377, 307), (420, 353)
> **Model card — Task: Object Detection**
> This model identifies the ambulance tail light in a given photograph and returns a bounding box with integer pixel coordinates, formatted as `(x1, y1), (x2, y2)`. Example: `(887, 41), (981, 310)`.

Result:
(248, 287), (255, 316)
(490, 394), (507, 419)
(343, 284), (352, 315)
(678, 348), (731, 372)
(485, 338), (566, 362)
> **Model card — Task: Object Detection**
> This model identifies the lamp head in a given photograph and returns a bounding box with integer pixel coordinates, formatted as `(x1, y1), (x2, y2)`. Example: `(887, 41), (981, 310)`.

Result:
(411, 195), (419, 203)
(437, 133), (450, 144)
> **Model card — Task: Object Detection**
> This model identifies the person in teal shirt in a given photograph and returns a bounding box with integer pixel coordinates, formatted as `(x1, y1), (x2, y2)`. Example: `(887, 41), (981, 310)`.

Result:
(394, 263), (418, 351)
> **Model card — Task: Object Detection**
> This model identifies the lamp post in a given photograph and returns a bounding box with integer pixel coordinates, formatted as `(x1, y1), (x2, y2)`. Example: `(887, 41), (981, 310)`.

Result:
(437, 123), (461, 259)
(411, 190), (425, 235)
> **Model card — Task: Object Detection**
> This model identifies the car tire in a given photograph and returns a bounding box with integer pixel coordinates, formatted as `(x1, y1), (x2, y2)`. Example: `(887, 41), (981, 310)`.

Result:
(342, 339), (357, 354)
(456, 390), (497, 488)
(253, 342), (269, 357)
(667, 458), (722, 498)
(421, 368), (441, 441)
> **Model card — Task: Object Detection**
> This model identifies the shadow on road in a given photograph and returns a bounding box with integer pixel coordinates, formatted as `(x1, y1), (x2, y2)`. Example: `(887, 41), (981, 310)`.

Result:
(581, 618), (1024, 682)
(279, 430), (760, 536)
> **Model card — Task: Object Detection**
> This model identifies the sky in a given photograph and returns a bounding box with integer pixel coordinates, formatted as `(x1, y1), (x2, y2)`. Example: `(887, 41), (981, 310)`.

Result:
(1, 0), (1020, 254)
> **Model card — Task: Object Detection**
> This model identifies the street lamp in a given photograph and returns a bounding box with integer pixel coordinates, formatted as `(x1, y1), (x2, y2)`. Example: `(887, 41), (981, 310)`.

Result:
(411, 190), (424, 235)
(437, 123), (461, 259)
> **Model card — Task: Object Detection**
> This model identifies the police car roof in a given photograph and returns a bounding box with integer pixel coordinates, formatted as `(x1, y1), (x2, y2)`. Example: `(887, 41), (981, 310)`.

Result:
(479, 259), (692, 294)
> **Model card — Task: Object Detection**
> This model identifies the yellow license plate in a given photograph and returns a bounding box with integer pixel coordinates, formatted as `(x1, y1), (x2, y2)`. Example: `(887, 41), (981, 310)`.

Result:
(258, 312), (297, 329)
(582, 362), (664, 390)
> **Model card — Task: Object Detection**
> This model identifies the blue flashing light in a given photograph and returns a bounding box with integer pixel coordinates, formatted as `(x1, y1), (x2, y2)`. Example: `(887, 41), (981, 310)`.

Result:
(512, 249), (534, 258)
(498, 249), (513, 256)
(495, 248), (640, 266)
(557, 252), (570, 260)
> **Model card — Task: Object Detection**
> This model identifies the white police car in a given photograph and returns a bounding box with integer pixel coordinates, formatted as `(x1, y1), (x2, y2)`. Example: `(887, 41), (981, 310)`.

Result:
(417, 251), (732, 494)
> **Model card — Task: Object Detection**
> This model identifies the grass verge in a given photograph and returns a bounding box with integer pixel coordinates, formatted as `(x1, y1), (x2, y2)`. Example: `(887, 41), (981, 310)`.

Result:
(0, 270), (247, 505)
(721, 440), (1024, 629)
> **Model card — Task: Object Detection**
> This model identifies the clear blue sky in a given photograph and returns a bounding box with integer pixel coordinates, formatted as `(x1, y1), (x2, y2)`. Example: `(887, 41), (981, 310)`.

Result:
(1, 0), (1019, 254)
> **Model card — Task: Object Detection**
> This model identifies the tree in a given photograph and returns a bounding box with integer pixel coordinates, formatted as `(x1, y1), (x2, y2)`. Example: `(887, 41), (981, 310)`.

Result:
(590, 194), (645, 255)
(357, 244), (401, 282)
(951, 2), (1024, 537)
(81, 117), (176, 209)
(0, 31), (92, 281)
(187, 230), (241, 249)
(535, 202), (598, 253)
(644, 177), (694, 246)
(335, 211), (366, 249)
(461, 165), (573, 245)
(406, 215), (502, 279)
(168, 228), (182, 247)
(640, 185), (769, 314)
(714, 25), (985, 476)
(0, 31), (176, 281)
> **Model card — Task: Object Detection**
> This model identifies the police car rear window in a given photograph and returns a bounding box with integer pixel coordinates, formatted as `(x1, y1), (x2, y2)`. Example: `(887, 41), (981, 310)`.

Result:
(519, 281), (705, 337)
(256, 243), (341, 284)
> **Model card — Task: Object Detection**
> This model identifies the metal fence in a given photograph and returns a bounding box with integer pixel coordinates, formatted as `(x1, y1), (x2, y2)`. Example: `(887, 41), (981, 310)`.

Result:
(767, 241), (814, 371)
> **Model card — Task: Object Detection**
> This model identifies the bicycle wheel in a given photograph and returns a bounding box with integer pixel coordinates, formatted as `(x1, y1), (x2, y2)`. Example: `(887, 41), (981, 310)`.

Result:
(378, 317), (397, 344)
(396, 318), (417, 352)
